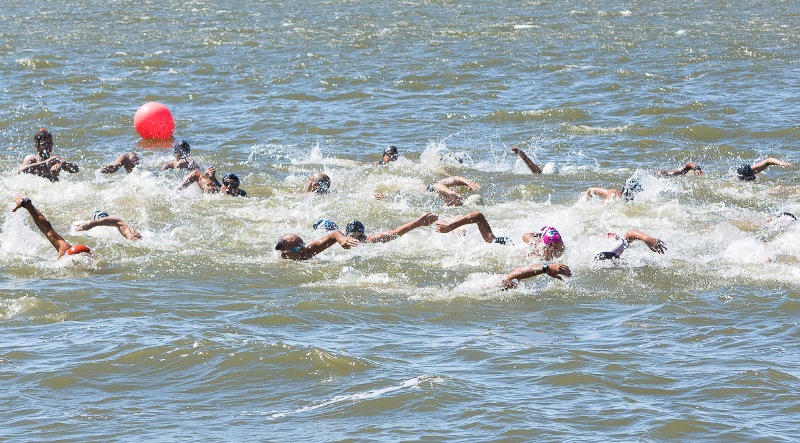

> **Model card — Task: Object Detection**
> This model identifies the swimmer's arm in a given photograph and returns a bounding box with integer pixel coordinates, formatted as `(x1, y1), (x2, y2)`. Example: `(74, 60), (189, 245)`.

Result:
(12, 195), (71, 258)
(304, 231), (358, 256)
(18, 155), (59, 174)
(511, 146), (542, 174)
(75, 216), (141, 240)
(500, 263), (572, 290)
(367, 213), (439, 243)
(522, 232), (540, 245)
(586, 187), (617, 200)
(439, 176), (480, 190)
(622, 230), (666, 254)
(432, 183), (464, 206)
(751, 158), (792, 174)
(434, 211), (496, 242)
(656, 162), (703, 176)
(59, 159), (79, 173)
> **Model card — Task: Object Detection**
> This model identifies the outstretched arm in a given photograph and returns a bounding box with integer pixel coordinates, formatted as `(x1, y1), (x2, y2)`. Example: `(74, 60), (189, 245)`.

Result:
(622, 229), (666, 254)
(655, 161), (703, 176)
(366, 213), (439, 243)
(304, 231), (359, 257)
(500, 263), (572, 290)
(511, 146), (542, 174)
(12, 195), (72, 258)
(437, 176), (480, 190)
(751, 158), (792, 174)
(586, 187), (621, 202)
(74, 216), (141, 240)
(434, 211), (496, 243)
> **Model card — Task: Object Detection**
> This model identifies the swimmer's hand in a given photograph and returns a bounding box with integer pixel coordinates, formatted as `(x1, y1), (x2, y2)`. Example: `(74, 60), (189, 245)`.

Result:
(645, 238), (667, 254)
(339, 235), (359, 249)
(418, 212), (439, 226)
(466, 180), (480, 191)
(545, 263), (572, 280)
(374, 192), (386, 200)
(434, 220), (456, 233)
(12, 194), (31, 212)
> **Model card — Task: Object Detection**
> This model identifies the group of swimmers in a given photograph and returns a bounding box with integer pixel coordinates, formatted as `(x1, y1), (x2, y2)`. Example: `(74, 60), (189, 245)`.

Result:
(11, 127), (795, 289)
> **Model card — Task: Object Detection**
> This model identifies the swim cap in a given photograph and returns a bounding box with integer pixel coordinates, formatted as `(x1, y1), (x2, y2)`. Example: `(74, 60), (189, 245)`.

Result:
(173, 139), (191, 157)
(92, 210), (109, 220)
(492, 236), (512, 245)
(384, 145), (398, 156)
(313, 219), (339, 231)
(345, 220), (365, 235)
(594, 251), (620, 261)
(34, 128), (53, 145)
(737, 163), (755, 180)
(540, 226), (562, 245)
(222, 173), (240, 186)
(66, 244), (92, 255)
(621, 177), (643, 201)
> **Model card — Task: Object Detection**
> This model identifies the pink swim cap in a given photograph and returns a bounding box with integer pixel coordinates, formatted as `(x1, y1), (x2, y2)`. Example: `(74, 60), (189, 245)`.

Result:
(540, 226), (562, 245)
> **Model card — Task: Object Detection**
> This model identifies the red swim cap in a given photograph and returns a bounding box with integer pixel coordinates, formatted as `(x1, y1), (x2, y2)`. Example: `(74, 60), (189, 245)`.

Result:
(66, 244), (92, 255)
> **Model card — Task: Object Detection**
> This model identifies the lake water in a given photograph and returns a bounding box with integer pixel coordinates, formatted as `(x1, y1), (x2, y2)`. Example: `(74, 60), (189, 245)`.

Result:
(1, 0), (799, 441)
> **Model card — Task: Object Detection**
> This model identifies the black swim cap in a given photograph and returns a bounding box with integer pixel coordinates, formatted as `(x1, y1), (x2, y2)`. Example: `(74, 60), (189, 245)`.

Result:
(222, 173), (240, 185)
(345, 220), (365, 235)
(173, 140), (190, 157)
(737, 163), (755, 180)
(594, 251), (620, 261)
(34, 128), (53, 146)
(384, 145), (398, 156)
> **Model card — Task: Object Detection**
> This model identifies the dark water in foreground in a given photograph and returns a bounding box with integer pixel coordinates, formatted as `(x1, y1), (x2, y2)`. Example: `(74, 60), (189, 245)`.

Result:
(1, 0), (799, 441)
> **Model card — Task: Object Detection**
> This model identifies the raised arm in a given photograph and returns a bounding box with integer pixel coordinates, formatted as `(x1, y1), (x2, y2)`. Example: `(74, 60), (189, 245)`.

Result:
(500, 263), (572, 290)
(12, 195), (72, 258)
(751, 158), (792, 174)
(511, 146), (542, 174)
(622, 229), (666, 254)
(366, 213), (438, 243)
(434, 211), (497, 243)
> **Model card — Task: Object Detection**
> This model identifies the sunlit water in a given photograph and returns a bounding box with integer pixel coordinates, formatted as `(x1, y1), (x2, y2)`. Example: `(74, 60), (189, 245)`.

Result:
(1, 0), (799, 441)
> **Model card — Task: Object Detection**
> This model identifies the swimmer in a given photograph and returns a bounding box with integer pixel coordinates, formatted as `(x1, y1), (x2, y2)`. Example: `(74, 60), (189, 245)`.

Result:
(307, 172), (331, 195)
(499, 263), (572, 290)
(373, 145), (399, 165)
(594, 229), (666, 261)
(275, 231), (359, 260)
(510, 146), (542, 174)
(73, 210), (142, 241)
(428, 176), (480, 206)
(17, 128), (80, 182)
(655, 161), (704, 177)
(179, 167), (247, 197)
(161, 140), (203, 172)
(523, 226), (565, 261)
(735, 158), (792, 181)
(586, 176), (643, 203)
(344, 213), (439, 243)
(11, 194), (92, 259)
(434, 211), (511, 245)
(99, 152), (140, 174)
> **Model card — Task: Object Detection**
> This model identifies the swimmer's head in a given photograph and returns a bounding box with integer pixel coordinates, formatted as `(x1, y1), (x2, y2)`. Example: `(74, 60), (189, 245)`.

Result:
(383, 145), (399, 162)
(275, 234), (304, 253)
(345, 220), (366, 237)
(621, 177), (643, 201)
(222, 173), (240, 188)
(66, 244), (92, 256)
(173, 140), (191, 159)
(307, 172), (331, 194)
(313, 219), (339, 231)
(426, 184), (436, 192)
(540, 226), (562, 245)
(92, 210), (109, 220)
(737, 163), (756, 181)
(34, 128), (53, 155)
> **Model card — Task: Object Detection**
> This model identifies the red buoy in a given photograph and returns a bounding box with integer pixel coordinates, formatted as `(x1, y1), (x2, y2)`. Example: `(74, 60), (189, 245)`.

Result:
(134, 102), (175, 139)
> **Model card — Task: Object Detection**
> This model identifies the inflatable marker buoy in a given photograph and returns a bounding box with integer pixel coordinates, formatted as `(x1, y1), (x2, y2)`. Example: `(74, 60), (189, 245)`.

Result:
(134, 102), (175, 139)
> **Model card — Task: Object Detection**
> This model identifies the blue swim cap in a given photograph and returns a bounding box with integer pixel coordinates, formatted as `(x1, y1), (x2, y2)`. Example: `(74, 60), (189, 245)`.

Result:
(313, 219), (339, 231)
(92, 210), (109, 220)
(345, 220), (365, 235)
